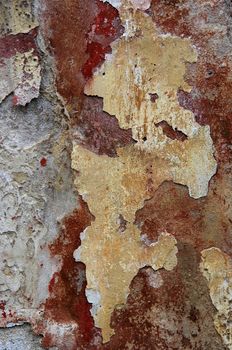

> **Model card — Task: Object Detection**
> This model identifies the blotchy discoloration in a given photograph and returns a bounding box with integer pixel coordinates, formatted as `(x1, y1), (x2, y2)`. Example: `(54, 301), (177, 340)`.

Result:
(71, 1), (218, 342)
(201, 248), (232, 349)
(41, 0), (122, 111)
(135, 172), (232, 256)
(105, 244), (226, 350)
(149, 0), (232, 166)
(85, 5), (217, 199)
(3, 0), (230, 348)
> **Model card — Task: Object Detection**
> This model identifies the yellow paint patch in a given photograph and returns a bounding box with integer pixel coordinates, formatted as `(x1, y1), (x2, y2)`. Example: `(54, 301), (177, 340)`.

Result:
(200, 248), (232, 349)
(72, 144), (178, 341)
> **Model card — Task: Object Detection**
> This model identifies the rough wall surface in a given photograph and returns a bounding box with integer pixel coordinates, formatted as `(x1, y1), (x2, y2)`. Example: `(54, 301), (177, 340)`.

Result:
(0, 0), (231, 349)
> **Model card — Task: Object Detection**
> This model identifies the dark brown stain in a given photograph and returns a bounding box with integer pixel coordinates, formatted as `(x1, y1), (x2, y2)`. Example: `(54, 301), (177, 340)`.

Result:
(117, 214), (128, 233)
(155, 120), (188, 142)
(72, 96), (134, 157)
(149, 93), (159, 103)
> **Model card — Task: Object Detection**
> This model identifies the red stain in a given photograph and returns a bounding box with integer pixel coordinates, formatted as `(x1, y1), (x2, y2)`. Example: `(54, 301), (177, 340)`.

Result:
(0, 28), (38, 59)
(43, 0), (122, 105)
(12, 95), (19, 106)
(82, 0), (122, 79)
(40, 157), (47, 167)
(82, 41), (112, 79)
(42, 198), (95, 349)
(95, 1), (119, 37)
(48, 273), (57, 293)
(0, 302), (6, 319)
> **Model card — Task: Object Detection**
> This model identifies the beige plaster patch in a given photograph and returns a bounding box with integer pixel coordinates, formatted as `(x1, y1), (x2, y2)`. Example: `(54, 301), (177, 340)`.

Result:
(72, 144), (178, 341)
(200, 247), (232, 349)
(85, 7), (217, 199)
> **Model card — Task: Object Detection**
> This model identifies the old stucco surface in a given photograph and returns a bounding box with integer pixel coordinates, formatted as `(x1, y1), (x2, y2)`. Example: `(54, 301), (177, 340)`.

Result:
(0, 0), (232, 349)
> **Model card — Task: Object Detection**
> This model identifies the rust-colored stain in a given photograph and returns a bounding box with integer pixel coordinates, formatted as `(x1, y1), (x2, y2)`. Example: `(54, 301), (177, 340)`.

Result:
(155, 121), (188, 142)
(41, 198), (95, 349)
(42, 0), (122, 108)
(72, 96), (133, 157)
(150, 0), (232, 165)
(0, 302), (6, 319)
(135, 176), (231, 255)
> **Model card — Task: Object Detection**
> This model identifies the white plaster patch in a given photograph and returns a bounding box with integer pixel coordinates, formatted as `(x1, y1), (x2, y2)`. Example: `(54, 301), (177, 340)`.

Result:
(145, 269), (163, 289)
(101, 0), (121, 8)
(130, 0), (151, 10)
(86, 289), (102, 319)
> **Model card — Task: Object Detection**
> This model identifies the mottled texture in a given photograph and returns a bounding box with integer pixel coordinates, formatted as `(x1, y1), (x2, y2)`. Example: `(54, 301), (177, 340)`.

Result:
(0, 0), (231, 349)
(85, 7), (217, 198)
(0, 324), (47, 350)
(201, 248), (232, 349)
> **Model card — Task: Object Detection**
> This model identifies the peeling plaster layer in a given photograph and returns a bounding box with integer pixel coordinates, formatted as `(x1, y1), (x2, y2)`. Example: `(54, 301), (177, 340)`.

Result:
(0, 44), (41, 105)
(0, 3), (41, 106)
(85, 7), (217, 199)
(201, 248), (232, 349)
(72, 144), (178, 341)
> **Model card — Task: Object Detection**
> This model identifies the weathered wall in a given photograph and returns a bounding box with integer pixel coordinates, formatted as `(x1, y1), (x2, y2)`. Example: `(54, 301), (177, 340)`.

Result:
(0, 0), (231, 349)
